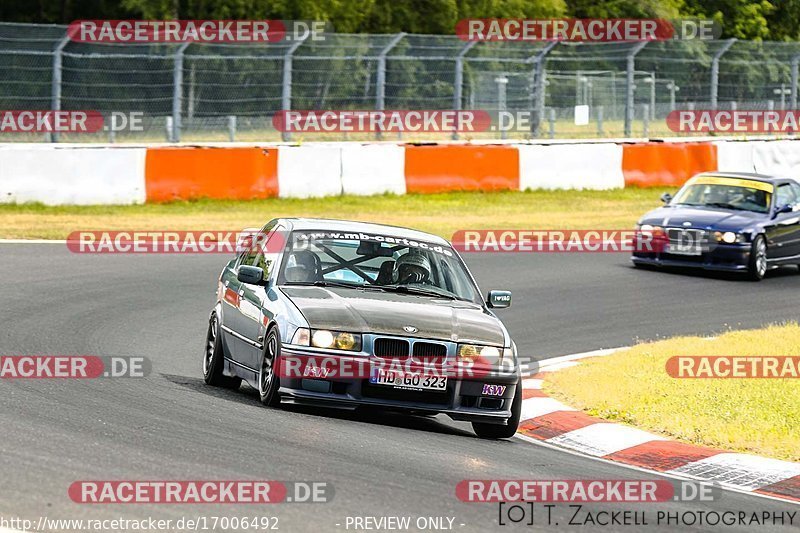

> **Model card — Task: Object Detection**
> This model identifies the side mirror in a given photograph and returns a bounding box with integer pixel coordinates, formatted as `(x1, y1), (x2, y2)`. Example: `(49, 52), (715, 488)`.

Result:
(775, 203), (794, 216)
(660, 193), (673, 204)
(238, 265), (265, 285)
(487, 290), (512, 309)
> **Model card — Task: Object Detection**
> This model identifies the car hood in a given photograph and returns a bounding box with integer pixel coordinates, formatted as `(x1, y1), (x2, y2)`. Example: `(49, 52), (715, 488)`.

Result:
(281, 286), (506, 346)
(640, 206), (764, 231)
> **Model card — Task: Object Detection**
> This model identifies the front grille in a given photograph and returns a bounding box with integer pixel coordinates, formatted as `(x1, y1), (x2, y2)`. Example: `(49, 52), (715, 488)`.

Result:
(373, 338), (410, 358)
(666, 228), (706, 242)
(412, 342), (447, 358)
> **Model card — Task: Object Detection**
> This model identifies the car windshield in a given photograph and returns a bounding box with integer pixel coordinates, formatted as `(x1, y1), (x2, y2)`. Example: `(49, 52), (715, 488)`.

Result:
(278, 230), (481, 303)
(672, 181), (772, 213)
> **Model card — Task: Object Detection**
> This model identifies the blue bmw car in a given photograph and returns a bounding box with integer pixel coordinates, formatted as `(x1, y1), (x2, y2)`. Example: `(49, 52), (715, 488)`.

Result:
(632, 172), (800, 280)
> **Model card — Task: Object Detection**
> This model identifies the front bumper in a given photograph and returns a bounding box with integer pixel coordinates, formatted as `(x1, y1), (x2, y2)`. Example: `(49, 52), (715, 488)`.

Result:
(632, 242), (751, 272)
(278, 346), (519, 425)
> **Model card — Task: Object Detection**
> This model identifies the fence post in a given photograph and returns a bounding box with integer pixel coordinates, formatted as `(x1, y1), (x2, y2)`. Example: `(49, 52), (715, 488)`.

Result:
(710, 39), (736, 110)
(452, 41), (477, 140)
(228, 115), (237, 142)
(171, 42), (189, 143)
(50, 34), (70, 143)
(281, 36), (309, 142)
(376, 32), (405, 139)
(597, 105), (604, 136)
(791, 54), (800, 110)
(624, 42), (647, 137)
(642, 104), (649, 137)
(548, 108), (556, 139)
(529, 41), (557, 137)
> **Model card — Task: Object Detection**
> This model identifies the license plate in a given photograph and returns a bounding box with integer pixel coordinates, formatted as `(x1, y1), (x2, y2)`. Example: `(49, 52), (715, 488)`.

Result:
(369, 369), (447, 391)
(667, 242), (702, 255)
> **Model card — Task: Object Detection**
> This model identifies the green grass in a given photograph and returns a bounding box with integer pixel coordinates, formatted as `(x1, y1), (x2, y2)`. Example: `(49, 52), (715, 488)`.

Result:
(544, 323), (800, 462)
(0, 187), (672, 240)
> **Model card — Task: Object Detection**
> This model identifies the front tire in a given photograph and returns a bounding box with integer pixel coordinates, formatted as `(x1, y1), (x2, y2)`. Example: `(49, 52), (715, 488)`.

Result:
(747, 235), (767, 281)
(472, 379), (522, 439)
(258, 327), (281, 407)
(203, 312), (242, 389)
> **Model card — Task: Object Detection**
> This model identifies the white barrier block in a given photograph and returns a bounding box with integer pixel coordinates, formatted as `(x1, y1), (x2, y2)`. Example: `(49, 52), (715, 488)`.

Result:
(277, 145), (343, 198)
(340, 144), (405, 195)
(0, 145), (146, 205)
(714, 140), (757, 173)
(518, 144), (625, 190)
(752, 140), (800, 180)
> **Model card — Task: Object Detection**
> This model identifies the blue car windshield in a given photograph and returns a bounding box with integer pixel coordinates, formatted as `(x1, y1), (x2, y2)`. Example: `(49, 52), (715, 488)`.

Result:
(673, 183), (772, 214)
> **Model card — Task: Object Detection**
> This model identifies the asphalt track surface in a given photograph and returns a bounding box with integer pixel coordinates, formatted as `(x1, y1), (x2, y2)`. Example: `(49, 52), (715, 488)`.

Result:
(1, 244), (799, 532)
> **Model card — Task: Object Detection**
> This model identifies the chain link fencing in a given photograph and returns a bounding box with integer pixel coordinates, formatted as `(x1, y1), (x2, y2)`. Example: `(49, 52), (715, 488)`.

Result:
(2, 22), (800, 142)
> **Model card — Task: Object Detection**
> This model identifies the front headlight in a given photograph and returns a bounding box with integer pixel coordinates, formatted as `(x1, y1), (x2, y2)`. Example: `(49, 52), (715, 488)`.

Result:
(310, 329), (362, 351)
(713, 231), (742, 244)
(290, 327), (310, 346)
(457, 344), (501, 362)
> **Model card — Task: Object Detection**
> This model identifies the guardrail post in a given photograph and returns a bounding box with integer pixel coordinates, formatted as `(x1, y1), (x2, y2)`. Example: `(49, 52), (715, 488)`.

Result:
(376, 32), (405, 139)
(710, 39), (736, 110)
(528, 41), (557, 137)
(281, 36), (309, 142)
(624, 42), (647, 137)
(50, 34), (70, 143)
(452, 40), (477, 140)
(171, 42), (189, 143)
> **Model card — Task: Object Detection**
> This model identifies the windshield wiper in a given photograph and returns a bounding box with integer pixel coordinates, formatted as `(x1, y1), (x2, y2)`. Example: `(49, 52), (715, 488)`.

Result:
(284, 280), (364, 289)
(379, 284), (457, 300)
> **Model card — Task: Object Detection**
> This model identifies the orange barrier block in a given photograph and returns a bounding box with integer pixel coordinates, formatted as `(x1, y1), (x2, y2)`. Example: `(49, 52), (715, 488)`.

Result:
(145, 147), (279, 202)
(404, 145), (519, 193)
(622, 142), (717, 187)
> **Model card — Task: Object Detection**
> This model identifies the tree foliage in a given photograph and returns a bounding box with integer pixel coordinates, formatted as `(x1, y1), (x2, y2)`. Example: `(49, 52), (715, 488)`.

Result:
(0, 0), (797, 40)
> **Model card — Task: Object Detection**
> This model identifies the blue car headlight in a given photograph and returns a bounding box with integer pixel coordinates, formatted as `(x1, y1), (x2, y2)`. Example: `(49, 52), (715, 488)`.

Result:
(713, 231), (745, 244)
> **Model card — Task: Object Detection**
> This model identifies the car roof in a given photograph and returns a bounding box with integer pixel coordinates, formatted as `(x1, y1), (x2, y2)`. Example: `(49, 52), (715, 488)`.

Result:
(693, 171), (792, 184)
(281, 218), (451, 246)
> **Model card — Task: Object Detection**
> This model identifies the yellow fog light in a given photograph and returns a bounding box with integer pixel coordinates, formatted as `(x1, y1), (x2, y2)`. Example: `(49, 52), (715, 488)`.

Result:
(458, 344), (480, 360)
(334, 332), (356, 350)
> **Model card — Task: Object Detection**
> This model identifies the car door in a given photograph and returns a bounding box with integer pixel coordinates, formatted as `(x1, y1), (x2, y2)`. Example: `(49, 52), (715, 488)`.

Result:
(235, 224), (284, 371)
(766, 183), (800, 260)
(222, 222), (278, 368)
